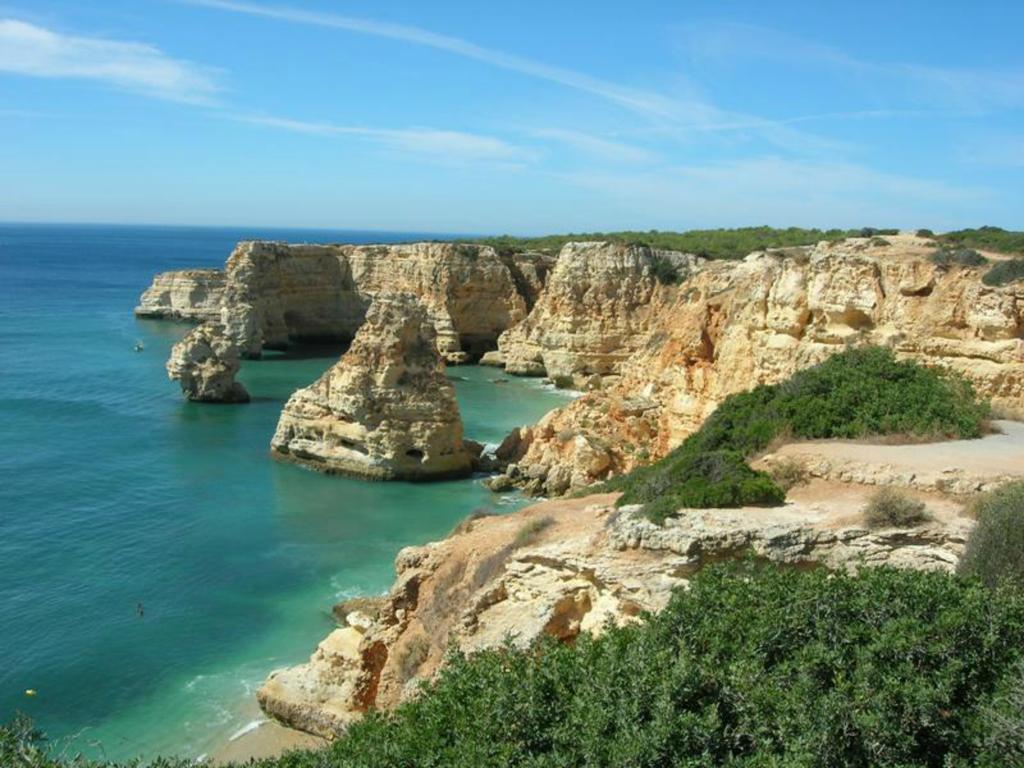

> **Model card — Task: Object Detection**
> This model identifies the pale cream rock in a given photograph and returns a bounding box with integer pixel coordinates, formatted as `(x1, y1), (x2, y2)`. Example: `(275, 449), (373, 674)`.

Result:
(498, 242), (702, 384)
(165, 322), (249, 403)
(270, 293), (473, 480)
(499, 236), (1024, 495)
(219, 241), (526, 362)
(135, 269), (226, 322)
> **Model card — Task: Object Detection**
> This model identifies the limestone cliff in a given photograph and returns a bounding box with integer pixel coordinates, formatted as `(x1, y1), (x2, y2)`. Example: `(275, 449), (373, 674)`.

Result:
(166, 323), (249, 403)
(219, 241), (527, 362)
(270, 293), (473, 479)
(497, 242), (702, 384)
(135, 269), (225, 322)
(496, 235), (1024, 495)
(257, 473), (987, 738)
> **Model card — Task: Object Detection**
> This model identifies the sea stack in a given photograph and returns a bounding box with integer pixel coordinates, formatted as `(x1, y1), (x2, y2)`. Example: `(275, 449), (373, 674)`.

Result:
(166, 323), (250, 403)
(270, 293), (473, 480)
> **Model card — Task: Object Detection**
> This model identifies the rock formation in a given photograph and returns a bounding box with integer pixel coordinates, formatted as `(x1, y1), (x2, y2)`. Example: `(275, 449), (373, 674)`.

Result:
(270, 293), (473, 479)
(258, 469), (997, 737)
(135, 269), (225, 322)
(494, 235), (1024, 495)
(219, 241), (527, 362)
(497, 242), (702, 385)
(165, 323), (249, 403)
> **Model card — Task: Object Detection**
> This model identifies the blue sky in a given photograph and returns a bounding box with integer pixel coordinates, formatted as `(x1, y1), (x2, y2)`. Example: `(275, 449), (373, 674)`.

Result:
(1, 0), (1021, 234)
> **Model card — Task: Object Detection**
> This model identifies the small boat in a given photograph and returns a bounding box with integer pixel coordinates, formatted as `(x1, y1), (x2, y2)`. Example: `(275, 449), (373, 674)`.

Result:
(133, 340), (145, 352)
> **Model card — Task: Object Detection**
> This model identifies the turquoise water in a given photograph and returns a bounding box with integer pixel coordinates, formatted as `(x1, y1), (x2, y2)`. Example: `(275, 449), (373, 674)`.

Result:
(0, 224), (568, 761)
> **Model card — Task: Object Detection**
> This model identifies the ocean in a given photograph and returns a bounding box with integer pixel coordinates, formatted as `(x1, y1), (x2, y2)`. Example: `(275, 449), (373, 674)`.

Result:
(0, 223), (568, 761)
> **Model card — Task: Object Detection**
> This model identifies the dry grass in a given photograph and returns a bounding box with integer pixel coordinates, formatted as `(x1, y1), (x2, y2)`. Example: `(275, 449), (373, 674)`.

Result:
(863, 488), (931, 529)
(768, 458), (809, 491)
(513, 515), (556, 548)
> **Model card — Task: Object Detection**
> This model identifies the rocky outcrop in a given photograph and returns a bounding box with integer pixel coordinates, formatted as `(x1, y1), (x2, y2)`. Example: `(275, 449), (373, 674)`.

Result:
(496, 235), (1024, 495)
(219, 241), (527, 362)
(270, 293), (473, 479)
(498, 242), (702, 384)
(498, 251), (556, 310)
(135, 269), (226, 322)
(165, 323), (249, 403)
(257, 480), (976, 738)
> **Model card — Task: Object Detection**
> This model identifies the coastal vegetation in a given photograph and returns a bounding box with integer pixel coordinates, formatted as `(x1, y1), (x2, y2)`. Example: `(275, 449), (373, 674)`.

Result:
(7, 564), (1024, 767)
(468, 226), (899, 260)
(982, 258), (1024, 287)
(958, 480), (1024, 588)
(936, 226), (1024, 255)
(863, 487), (931, 529)
(603, 347), (989, 522)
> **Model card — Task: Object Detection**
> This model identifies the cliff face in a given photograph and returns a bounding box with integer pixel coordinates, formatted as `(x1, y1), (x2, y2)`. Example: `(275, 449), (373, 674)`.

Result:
(219, 241), (527, 361)
(258, 480), (980, 738)
(495, 236), (1024, 495)
(497, 242), (702, 384)
(135, 269), (226, 322)
(270, 293), (473, 480)
(165, 323), (249, 403)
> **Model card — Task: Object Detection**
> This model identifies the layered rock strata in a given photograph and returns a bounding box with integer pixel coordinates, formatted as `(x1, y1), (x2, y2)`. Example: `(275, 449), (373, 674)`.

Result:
(258, 479), (979, 738)
(135, 269), (226, 322)
(498, 242), (702, 384)
(219, 241), (527, 362)
(165, 323), (249, 403)
(494, 235), (1024, 496)
(270, 293), (473, 479)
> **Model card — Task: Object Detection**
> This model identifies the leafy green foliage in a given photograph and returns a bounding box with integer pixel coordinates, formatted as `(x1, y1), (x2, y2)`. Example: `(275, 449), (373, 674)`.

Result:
(916, 228), (935, 238)
(10, 567), (1024, 767)
(467, 226), (885, 260)
(982, 258), (1024, 286)
(958, 480), (1024, 589)
(648, 253), (681, 284)
(937, 226), (1024, 255)
(605, 347), (989, 520)
(980, 661), (1024, 764)
(619, 450), (784, 524)
(930, 247), (988, 267)
(863, 487), (931, 528)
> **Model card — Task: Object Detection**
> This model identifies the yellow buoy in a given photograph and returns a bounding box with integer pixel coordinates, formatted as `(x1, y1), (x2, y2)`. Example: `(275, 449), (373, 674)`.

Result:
(24, 689), (37, 697)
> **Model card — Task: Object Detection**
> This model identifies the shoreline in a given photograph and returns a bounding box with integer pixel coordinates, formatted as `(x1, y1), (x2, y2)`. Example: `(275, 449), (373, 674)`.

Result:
(205, 710), (325, 764)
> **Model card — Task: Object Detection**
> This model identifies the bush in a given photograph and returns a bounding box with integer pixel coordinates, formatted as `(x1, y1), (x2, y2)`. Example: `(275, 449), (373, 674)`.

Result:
(768, 457), (809, 491)
(863, 487), (931, 528)
(982, 258), (1024, 286)
(648, 254), (680, 285)
(981, 661), (1024, 764)
(916, 228), (935, 238)
(512, 515), (555, 547)
(930, 247), (988, 268)
(869, 236), (891, 247)
(604, 347), (989, 521)
(10, 566), (1024, 767)
(937, 225), (1024, 255)
(623, 450), (784, 523)
(958, 480), (1024, 588)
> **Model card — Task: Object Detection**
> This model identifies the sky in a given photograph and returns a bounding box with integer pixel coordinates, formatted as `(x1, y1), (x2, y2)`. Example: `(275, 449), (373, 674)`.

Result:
(0, 0), (1022, 234)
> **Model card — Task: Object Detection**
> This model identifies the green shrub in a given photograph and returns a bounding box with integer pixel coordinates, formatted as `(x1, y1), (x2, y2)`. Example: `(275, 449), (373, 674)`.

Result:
(937, 225), (1024, 255)
(958, 480), (1024, 588)
(863, 487), (931, 528)
(623, 450), (784, 523)
(10, 566), (1024, 767)
(869, 236), (891, 247)
(648, 254), (680, 284)
(916, 228), (935, 238)
(603, 347), (988, 520)
(930, 247), (988, 267)
(980, 661), (1024, 764)
(982, 258), (1024, 286)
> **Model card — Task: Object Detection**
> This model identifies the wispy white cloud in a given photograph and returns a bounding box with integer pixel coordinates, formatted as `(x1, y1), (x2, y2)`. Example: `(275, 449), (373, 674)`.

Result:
(179, 0), (845, 156)
(675, 21), (1024, 113)
(0, 18), (220, 104)
(526, 128), (657, 164)
(182, 0), (681, 119)
(228, 112), (535, 165)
